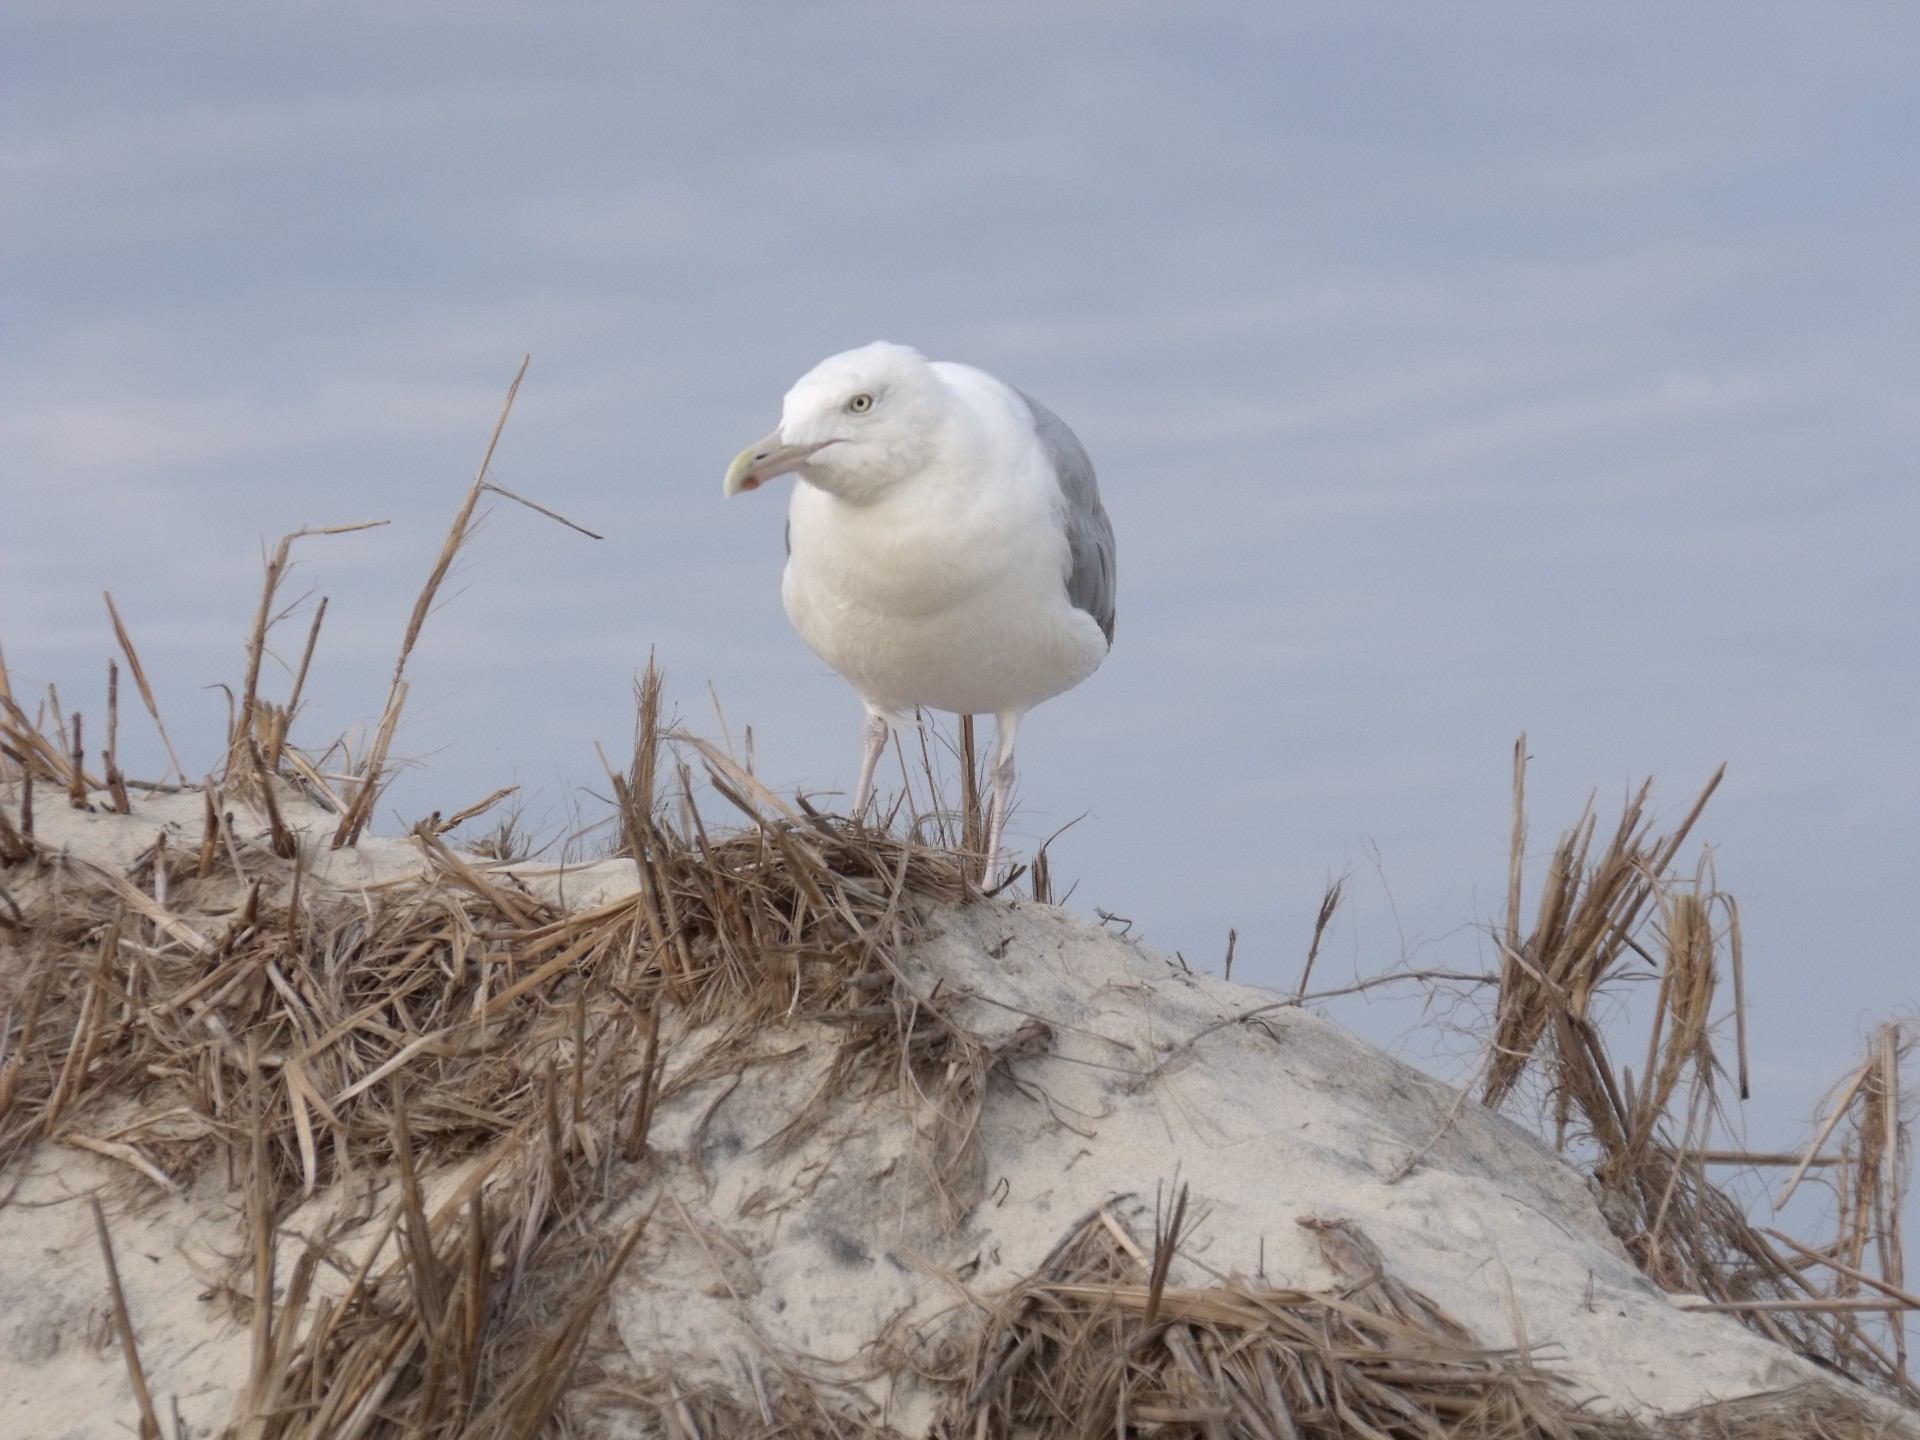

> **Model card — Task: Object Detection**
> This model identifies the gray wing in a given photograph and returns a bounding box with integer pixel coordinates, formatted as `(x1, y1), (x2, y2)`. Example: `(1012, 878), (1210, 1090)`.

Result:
(1020, 390), (1117, 645)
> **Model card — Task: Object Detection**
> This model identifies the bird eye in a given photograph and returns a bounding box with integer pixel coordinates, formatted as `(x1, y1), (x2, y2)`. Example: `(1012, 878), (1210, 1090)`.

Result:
(848, 393), (874, 413)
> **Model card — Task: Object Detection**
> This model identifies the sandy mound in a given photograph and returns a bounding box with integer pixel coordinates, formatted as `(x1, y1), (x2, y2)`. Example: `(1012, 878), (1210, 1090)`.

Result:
(0, 770), (1912, 1438)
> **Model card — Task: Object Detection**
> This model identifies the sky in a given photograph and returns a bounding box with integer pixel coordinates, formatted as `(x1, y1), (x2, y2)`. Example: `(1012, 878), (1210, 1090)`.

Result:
(3, 3), (1916, 1223)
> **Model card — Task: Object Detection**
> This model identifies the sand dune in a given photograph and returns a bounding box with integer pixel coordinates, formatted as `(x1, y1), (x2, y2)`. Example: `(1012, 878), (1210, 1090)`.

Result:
(2, 780), (1910, 1438)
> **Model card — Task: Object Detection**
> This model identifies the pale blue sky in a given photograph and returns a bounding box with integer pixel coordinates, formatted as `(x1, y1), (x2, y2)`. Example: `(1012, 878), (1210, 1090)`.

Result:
(4, 4), (1916, 1207)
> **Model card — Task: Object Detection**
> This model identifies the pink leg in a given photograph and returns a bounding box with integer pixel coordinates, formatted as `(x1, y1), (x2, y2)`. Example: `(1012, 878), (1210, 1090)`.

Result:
(982, 712), (1022, 885)
(852, 711), (889, 821)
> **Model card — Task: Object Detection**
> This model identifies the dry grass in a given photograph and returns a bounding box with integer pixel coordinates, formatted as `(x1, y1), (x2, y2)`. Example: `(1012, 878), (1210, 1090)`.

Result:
(1475, 734), (1916, 1407)
(13, 663), (1910, 1435)
(0, 647), (1001, 1435)
(935, 1198), (1902, 1439)
(1, 629), (1001, 1434)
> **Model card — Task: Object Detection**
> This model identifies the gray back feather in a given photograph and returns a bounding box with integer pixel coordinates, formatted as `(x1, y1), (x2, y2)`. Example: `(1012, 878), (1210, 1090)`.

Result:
(1020, 391), (1117, 645)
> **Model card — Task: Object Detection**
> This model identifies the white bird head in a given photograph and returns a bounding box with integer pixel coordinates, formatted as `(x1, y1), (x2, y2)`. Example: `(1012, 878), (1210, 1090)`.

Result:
(724, 341), (949, 504)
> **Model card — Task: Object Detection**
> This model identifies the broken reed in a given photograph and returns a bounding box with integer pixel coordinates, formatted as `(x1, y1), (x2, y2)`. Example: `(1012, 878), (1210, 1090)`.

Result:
(1481, 734), (1915, 1404)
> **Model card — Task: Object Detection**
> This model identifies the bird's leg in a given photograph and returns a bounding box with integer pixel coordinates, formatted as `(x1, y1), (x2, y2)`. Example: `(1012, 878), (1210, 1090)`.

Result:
(982, 713), (1022, 886)
(852, 712), (890, 823)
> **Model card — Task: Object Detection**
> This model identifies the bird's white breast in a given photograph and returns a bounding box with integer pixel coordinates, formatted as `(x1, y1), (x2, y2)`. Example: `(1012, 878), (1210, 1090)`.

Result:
(781, 368), (1108, 720)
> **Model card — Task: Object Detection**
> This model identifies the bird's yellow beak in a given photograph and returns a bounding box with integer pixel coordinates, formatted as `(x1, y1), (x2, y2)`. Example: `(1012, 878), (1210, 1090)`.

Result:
(724, 432), (821, 498)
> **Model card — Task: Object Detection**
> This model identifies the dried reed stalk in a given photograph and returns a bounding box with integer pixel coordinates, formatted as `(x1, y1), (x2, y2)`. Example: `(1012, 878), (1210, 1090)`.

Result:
(1296, 875), (1345, 999)
(103, 590), (187, 784)
(225, 522), (387, 790)
(66, 711), (87, 806)
(958, 713), (983, 862)
(102, 659), (131, 812)
(90, 1194), (163, 1440)
(271, 594), (329, 772)
(330, 355), (527, 848)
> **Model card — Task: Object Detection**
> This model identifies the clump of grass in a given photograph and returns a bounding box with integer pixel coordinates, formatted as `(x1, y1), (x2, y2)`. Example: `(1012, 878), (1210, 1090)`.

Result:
(1473, 735), (1915, 1405)
(1, 625), (987, 1435)
(938, 1196), (1897, 1439)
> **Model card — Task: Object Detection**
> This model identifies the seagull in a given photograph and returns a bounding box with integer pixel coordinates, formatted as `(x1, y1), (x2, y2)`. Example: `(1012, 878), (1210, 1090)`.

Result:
(723, 341), (1116, 884)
